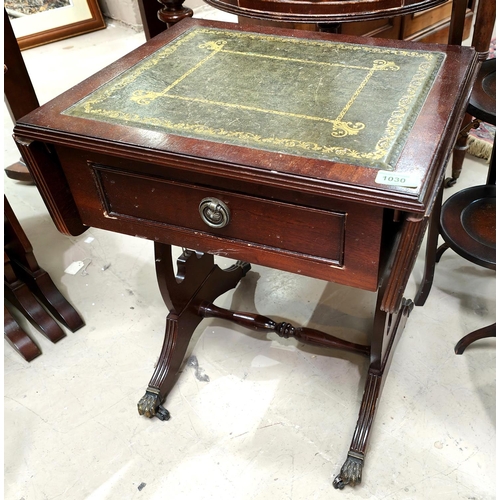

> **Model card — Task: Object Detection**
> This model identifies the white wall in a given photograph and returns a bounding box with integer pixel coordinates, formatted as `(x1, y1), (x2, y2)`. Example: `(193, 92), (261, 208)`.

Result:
(185, 0), (206, 10)
(98, 0), (207, 29)
(98, 0), (142, 28)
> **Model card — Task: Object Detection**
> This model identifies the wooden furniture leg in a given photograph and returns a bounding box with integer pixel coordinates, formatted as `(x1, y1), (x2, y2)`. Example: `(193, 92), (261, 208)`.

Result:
(10, 261), (85, 332)
(4, 253), (66, 344)
(4, 9), (38, 182)
(4, 305), (42, 362)
(137, 244), (251, 420)
(414, 183), (443, 306)
(486, 139), (496, 186)
(446, 0), (496, 188)
(198, 293), (385, 489)
(416, 182), (495, 358)
(333, 288), (414, 488)
(4, 197), (84, 332)
(455, 323), (496, 354)
(137, 0), (169, 40)
(156, 0), (193, 29)
(446, 113), (478, 188)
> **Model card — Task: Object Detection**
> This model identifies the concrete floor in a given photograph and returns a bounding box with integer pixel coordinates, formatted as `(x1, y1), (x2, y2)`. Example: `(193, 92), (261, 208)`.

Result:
(4, 13), (496, 500)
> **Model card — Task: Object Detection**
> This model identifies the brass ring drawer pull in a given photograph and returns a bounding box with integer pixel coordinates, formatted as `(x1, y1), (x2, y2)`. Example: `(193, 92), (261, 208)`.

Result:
(199, 197), (231, 228)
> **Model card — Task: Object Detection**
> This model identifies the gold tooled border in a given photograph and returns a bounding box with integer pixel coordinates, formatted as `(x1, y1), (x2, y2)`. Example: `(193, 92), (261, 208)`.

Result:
(64, 27), (444, 167)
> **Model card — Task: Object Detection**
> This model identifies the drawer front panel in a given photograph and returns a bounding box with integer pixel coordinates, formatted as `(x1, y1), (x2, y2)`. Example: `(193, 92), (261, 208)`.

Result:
(92, 163), (345, 264)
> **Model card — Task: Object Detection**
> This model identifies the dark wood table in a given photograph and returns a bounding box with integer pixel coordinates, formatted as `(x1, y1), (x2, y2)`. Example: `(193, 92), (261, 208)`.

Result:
(13, 18), (477, 489)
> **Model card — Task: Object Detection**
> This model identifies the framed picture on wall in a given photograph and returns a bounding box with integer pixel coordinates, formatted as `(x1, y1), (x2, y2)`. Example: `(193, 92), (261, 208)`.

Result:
(6, 0), (106, 50)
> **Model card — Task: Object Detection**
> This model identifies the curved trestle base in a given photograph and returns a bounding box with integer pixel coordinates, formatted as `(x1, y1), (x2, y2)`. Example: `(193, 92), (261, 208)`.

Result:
(139, 243), (414, 490)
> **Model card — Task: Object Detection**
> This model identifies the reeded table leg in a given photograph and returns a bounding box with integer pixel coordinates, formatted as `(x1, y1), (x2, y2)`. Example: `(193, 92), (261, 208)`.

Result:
(333, 296), (414, 489)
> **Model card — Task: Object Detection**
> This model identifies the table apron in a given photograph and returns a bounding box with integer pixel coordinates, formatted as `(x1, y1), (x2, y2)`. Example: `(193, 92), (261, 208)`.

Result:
(55, 145), (386, 291)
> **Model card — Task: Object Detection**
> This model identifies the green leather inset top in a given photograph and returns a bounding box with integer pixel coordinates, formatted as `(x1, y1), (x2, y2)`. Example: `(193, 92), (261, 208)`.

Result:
(64, 27), (444, 169)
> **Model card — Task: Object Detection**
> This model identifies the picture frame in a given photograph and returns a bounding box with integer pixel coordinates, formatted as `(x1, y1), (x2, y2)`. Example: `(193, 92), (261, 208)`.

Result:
(7, 0), (106, 50)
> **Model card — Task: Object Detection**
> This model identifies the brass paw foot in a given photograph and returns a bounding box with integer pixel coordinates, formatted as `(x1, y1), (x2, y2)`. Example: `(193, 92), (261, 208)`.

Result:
(333, 451), (364, 489)
(137, 390), (170, 420)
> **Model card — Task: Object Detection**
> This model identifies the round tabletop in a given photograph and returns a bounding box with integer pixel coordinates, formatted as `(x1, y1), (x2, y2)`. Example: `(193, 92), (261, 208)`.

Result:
(440, 184), (496, 270)
(203, 0), (448, 23)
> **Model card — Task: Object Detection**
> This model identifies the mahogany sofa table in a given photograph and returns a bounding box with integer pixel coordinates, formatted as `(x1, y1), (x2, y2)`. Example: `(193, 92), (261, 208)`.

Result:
(14, 18), (477, 489)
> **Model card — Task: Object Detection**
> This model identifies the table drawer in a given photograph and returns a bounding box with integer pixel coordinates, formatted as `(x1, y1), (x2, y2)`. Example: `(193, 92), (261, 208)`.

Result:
(53, 146), (384, 291)
(91, 163), (345, 265)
